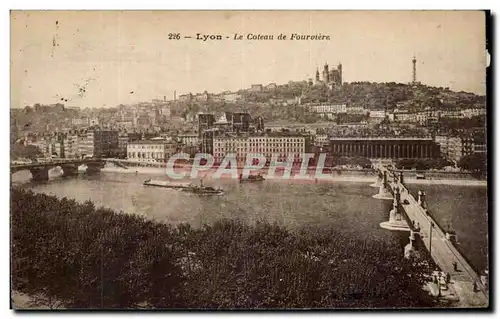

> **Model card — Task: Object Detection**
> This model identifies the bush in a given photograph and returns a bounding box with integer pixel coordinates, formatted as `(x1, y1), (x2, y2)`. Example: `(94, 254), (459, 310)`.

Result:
(11, 188), (435, 309)
(395, 158), (454, 170)
(458, 153), (487, 174)
(11, 144), (43, 160)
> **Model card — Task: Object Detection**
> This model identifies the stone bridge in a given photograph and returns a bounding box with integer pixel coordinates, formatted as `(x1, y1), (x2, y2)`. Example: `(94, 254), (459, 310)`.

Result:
(10, 159), (106, 181)
(373, 165), (489, 307)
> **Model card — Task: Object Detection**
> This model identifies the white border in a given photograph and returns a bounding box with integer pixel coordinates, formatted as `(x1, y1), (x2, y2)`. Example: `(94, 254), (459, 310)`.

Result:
(2, 1), (497, 318)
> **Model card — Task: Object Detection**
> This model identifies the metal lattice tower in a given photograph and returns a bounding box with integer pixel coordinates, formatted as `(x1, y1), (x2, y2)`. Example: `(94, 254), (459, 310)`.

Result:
(412, 56), (417, 84)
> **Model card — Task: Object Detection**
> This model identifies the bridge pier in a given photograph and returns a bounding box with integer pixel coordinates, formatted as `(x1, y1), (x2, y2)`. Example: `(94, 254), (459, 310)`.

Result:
(61, 164), (79, 177)
(370, 170), (383, 188)
(372, 171), (393, 200)
(85, 162), (105, 175)
(404, 230), (421, 260)
(30, 168), (49, 181)
(380, 188), (410, 231)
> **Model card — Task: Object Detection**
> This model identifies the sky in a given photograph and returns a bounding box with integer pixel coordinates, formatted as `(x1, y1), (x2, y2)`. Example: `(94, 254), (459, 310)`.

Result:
(10, 10), (487, 109)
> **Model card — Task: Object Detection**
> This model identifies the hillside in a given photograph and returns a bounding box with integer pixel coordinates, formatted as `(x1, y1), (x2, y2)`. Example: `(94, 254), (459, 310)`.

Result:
(179, 82), (486, 124)
(11, 82), (486, 134)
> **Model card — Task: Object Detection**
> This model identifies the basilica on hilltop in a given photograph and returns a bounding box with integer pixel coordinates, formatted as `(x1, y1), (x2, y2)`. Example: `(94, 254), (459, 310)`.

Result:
(312, 62), (343, 89)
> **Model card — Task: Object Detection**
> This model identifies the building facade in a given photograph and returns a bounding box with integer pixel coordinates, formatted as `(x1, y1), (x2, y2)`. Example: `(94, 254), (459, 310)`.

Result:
(178, 133), (199, 147)
(314, 134), (328, 146)
(198, 113), (215, 137)
(127, 140), (178, 163)
(219, 91), (241, 102)
(434, 135), (462, 162)
(346, 106), (366, 114)
(461, 108), (486, 118)
(63, 133), (80, 158)
(435, 133), (487, 162)
(213, 134), (306, 165)
(369, 110), (386, 118)
(201, 129), (220, 155)
(79, 129), (119, 158)
(307, 103), (347, 114)
(329, 137), (440, 159)
(71, 117), (99, 126)
(117, 134), (130, 158)
(266, 83), (277, 90)
(250, 84), (263, 92)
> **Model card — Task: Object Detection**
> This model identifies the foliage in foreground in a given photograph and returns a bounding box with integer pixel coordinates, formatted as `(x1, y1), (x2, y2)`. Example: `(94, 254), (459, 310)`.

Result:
(11, 188), (435, 309)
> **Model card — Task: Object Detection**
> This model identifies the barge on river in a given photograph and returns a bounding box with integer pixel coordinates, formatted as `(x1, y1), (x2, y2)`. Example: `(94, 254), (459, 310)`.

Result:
(239, 173), (265, 183)
(143, 179), (224, 195)
(143, 179), (191, 189)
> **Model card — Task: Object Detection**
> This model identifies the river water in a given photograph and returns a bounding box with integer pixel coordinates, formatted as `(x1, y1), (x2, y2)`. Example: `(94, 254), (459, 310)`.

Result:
(11, 169), (488, 273)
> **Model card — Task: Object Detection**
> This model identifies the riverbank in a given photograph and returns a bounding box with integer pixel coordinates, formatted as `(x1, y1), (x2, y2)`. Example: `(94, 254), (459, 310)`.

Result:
(101, 166), (487, 186)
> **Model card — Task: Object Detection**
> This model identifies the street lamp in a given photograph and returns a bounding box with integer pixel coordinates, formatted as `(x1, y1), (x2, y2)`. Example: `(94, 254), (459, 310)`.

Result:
(429, 221), (435, 256)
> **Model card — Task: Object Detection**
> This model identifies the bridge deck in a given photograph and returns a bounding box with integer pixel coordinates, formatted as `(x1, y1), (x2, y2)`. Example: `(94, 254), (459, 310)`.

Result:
(11, 159), (102, 171)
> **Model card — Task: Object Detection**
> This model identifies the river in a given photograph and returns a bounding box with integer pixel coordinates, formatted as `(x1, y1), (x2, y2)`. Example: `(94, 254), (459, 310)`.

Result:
(11, 169), (489, 273)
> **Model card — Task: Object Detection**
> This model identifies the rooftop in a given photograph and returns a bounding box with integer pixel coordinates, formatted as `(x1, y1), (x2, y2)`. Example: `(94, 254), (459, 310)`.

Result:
(128, 139), (178, 145)
(215, 132), (308, 140)
(178, 133), (199, 137)
(329, 137), (433, 141)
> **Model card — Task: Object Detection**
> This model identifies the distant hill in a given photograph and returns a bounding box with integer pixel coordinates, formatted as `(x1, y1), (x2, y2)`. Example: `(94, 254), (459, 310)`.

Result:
(11, 82), (486, 134)
(301, 81), (485, 110)
(181, 82), (486, 124)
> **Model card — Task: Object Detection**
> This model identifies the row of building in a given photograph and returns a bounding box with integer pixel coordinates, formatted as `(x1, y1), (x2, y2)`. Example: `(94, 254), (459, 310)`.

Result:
(124, 134), (487, 166)
(28, 129), (121, 159)
(177, 83), (279, 103)
(303, 102), (486, 125)
(126, 138), (178, 163)
(213, 134), (307, 165)
(435, 133), (487, 162)
(393, 108), (486, 125)
(23, 113), (485, 166)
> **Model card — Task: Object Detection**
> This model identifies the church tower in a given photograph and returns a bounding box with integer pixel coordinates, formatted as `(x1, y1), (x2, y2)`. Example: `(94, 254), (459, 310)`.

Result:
(412, 56), (417, 84)
(338, 63), (343, 85)
(315, 68), (320, 83)
(322, 63), (329, 82)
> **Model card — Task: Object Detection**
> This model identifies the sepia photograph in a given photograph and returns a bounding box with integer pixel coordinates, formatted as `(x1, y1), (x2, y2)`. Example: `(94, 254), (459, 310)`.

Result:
(9, 10), (489, 310)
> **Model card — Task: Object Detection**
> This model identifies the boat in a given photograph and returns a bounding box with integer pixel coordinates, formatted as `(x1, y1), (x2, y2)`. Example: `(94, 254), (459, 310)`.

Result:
(239, 173), (265, 183)
(182, 184), (224, 195)
(416, 173), (426, 180)
(182, 180), (224, 195)
(143, 179), (191, 189)
(144, 178), (223, 195)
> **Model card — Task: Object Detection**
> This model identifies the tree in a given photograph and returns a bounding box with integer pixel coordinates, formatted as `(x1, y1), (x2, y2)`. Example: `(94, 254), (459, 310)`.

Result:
(11, 188), (436, 309)
(458, 153), (487, 174)
(11, 144), (43, 160)
(352, 157), (372, 168)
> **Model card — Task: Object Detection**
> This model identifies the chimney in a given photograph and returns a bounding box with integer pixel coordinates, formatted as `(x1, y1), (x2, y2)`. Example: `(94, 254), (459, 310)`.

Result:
(174, 90), (177, 101)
